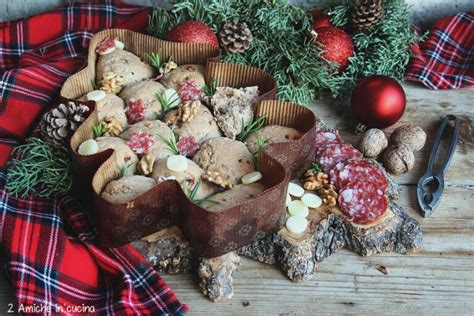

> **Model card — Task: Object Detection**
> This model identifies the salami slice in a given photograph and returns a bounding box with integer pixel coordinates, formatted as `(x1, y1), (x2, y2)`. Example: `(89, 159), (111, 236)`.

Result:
(337, 160), (388, 191)
(319, 144), (363, 172)
(315, 130), (342, 156)
(338, 180), (388, 224)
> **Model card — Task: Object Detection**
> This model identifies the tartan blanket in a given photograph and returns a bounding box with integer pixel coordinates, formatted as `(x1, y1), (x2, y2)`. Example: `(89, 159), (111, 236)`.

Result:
(405, 11), (474, 89)
(0, 1), (186, 315)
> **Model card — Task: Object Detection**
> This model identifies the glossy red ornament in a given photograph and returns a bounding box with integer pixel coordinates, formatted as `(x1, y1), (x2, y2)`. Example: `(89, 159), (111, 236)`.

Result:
(314, 26), (354, 70)
(310, 10), (331, 29)
(166, 20), (219, 47)
(351, 75), (406, 129)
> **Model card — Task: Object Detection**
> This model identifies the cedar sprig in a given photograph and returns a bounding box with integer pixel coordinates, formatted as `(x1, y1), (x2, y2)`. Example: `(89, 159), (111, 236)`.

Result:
(156, 89), (180, 114)
(6, 138), (72, 199)
(236, 115), (266, 141)
(145, 52), (161, 70)
(156, 131), (180, 155)
(202, 77), (217, 97)
(182, 180), (219, 206)
(92, 122), (105, 138)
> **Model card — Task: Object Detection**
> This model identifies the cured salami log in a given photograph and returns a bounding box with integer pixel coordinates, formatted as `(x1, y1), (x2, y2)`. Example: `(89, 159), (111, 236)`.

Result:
(319, 144), (363, 173)
(331, 159), (388, 191)
(338, 180), (388, 224)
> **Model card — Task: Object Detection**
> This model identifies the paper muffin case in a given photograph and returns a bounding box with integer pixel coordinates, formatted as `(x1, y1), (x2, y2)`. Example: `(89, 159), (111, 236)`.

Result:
(62, 29), (317, 258)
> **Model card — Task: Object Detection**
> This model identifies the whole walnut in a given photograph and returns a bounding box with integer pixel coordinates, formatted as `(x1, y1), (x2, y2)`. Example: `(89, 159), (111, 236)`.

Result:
(382, 144), (415, 175)
(390, 124), (426, 152)
(358, 128), (388, 158)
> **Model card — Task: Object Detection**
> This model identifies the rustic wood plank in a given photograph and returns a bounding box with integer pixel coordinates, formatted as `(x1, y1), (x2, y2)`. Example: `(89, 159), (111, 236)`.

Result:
(1, 83), (473, 314)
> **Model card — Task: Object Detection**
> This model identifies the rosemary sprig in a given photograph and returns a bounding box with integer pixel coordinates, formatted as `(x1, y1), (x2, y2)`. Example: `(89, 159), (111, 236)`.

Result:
(91, 80), (98, 90)
(236, 115), (266, 141)
(145, 52), (161, 70)
(182, 180), (220, 206)
(92, 122), (105, 138)
(202, 77), (217, 97)
(119, 162), (134, 177)
(6, 138), (72, 199)
(307, 163), (322, 174)
(156, 89), (180, 114)
(252, 135), (265, 170)
(156, 131), (180, 155)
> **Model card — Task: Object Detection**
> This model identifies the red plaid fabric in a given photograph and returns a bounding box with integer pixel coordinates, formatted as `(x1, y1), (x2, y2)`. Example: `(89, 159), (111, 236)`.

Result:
(0, 1), (187, 315)
(405, 11), (474, 89)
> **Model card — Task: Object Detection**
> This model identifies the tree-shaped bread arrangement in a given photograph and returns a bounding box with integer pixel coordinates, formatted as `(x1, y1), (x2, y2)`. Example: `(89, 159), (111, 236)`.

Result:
(57, 29), (422, 302)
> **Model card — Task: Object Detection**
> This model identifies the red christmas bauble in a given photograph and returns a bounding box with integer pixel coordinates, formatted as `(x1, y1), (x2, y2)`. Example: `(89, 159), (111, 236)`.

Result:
(310, 10), (331, 29)
(351, 75), (406, 129)
(166, 20), (219, 47)
(314, 26), (353, 70)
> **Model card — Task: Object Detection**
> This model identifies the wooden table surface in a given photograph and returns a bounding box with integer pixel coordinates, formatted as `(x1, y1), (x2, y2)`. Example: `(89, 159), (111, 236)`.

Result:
(1, 83), (473, 315)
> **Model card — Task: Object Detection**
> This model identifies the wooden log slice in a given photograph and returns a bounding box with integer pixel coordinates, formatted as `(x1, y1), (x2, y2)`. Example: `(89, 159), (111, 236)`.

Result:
(197, 252), (241, 302)
(132, 226), (194, 274)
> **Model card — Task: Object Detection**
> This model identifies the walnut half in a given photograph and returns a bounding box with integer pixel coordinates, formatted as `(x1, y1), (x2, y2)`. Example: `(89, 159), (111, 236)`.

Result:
(317, 184), (337, 207)
(99, 72), (123, 94)
(103, 116), (125, 136)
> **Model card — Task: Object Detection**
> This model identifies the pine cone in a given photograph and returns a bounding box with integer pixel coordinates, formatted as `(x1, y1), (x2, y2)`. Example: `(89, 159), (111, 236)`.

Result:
(352, 0), (384, 32)
(40, 101), (89, 146)
(219, 21), (253, 53)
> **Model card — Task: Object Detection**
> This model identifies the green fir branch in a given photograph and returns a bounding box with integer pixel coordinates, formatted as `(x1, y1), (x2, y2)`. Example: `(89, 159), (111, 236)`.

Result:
(6, 138), (72, 199)
(236, 115), (266, 141)
(147, 0), (419, 103)
(156, 131), (180, 155)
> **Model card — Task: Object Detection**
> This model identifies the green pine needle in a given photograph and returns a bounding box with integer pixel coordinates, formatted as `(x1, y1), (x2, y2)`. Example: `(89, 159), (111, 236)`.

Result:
(156, 131), (180, 155)
(6, 138), (72, 199)
(145, 52), (162, 70)
(236, 115), (266, 141)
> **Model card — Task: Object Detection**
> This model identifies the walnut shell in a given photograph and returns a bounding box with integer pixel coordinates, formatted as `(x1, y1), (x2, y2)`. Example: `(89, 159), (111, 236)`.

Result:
(390, 124), (426, 152)
(382, 144), (415, 175)
(357, 128), (388, 158)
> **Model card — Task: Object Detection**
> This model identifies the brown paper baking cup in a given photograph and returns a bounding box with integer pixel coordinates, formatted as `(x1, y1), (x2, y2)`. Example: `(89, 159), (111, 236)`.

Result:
(64, 29), (317, 258)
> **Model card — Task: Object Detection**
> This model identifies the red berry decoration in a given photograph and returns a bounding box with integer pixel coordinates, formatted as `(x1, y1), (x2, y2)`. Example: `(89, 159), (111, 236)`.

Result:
(314, 26), (354, 70)
(351, 75), (406, 129)
(166, 20), (219, 47)
(310, 10), (331, 29)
